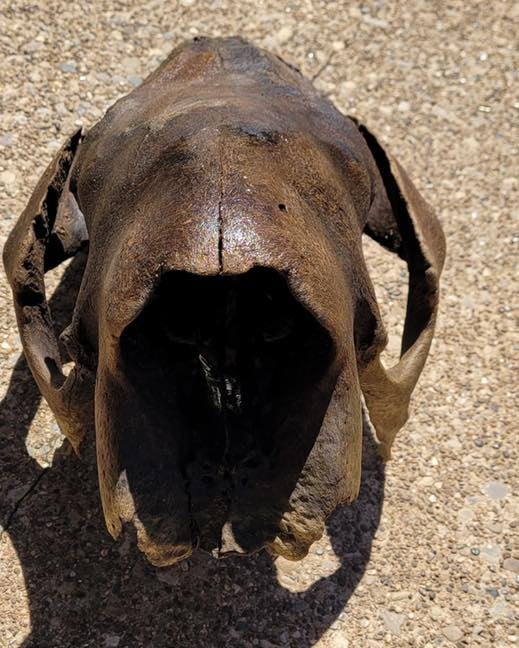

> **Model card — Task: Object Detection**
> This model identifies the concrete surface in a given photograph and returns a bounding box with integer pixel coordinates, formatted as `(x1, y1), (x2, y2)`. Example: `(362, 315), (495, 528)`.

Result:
(0, 1), (517, 646)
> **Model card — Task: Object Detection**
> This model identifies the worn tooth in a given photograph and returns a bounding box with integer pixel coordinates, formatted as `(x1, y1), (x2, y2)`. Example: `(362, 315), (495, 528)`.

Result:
(218, 521), (247, 555)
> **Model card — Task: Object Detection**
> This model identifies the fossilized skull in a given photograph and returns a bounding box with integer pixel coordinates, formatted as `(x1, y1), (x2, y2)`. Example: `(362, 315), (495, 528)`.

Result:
(3, 37), (445, 566)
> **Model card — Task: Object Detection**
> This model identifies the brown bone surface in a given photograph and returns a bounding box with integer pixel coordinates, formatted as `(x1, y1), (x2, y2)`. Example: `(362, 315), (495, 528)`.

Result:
(3, 37), (445, 566)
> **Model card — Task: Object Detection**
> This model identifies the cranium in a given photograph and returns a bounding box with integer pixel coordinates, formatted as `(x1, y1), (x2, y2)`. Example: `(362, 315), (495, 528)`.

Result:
(3, 37), (445, 566)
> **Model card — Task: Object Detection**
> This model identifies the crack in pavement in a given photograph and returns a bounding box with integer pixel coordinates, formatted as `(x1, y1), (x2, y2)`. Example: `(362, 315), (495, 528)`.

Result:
(0, 469), (49, 540)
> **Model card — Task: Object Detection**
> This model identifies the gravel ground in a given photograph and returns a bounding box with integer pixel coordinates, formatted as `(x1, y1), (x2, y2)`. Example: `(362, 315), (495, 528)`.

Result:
(0, 1), (518, 647)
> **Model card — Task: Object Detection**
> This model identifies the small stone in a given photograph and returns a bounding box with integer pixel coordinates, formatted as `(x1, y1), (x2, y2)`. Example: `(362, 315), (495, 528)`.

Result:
(503, 557), (519, 574)
(479, 544), (501, 564)
(180, 0), (195, 5)
(502, 177), (517, 190)
(275, 26), (294, 45)
(0, 170), (16, 188)
(482, 480), (510, 499)
(398, 100), (410, 112)
(442, 624), (463, 643)
(389, 590), (410, 601)
(361, 14), (389, 29)
(429, 606), (443, 620)
(489, 599), (512, 618)
(104, 635), (121, 647)
(457, 508), (473, 524)
(332, 40), (345, 51)
(327, 635), (350, 648)
(381, 610), (404, 636)
(59, 62), (77, 73)
(485, 588), (499, 598)
(463, 136), (479, 153)
(122, 56), (141, 73)
(340, 81), (356, 95)
(0, 133), (14, 146)
(23, 40), (43, 53)
(315, 546), (324, 555)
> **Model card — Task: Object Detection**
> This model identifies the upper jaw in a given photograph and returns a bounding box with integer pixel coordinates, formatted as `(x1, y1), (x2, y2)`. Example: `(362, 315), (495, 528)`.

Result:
(95, 267), (360, 567)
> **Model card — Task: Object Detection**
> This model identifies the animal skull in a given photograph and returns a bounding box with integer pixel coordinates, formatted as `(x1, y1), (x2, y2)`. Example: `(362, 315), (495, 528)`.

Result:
(3, 37), (445, 566)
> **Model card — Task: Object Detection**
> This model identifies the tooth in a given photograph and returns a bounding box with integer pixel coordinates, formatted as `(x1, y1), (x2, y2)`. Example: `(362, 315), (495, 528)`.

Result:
(219, 521), (246, 555)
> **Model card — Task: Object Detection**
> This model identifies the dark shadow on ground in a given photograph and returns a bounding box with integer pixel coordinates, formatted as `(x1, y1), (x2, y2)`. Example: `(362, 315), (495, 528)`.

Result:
(0, 255), (385, 648)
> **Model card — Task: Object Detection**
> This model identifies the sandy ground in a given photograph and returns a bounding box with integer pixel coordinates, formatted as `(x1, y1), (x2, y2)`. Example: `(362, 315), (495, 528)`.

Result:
(0, 1), (518, 646)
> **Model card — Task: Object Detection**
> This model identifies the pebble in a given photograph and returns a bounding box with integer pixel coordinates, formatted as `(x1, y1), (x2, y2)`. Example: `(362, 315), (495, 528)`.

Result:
(23, 40), (42, 53)
(327, 635), (350, 648)
(489, 599), (512, 618)
(503, 557), (519, 574)
(442, 624), (463, 643)
(457, 508), (473, 524)
(0, 170), (16, 189)
(479, 544), (502, 564)
(381, 610), (404, 636)
(430, 606), (443, 620)
(389, 590), (410, 601)
(104, 635), (121, 647)
(274, 26), (293, 45)
(488, 521), (503, 533)
(482, 480), (510, 499)
(361, 15), (389, 29)
(0, 133), (14, 146)
(59, 62), (77, 73)
(121, 56), (141, 73)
